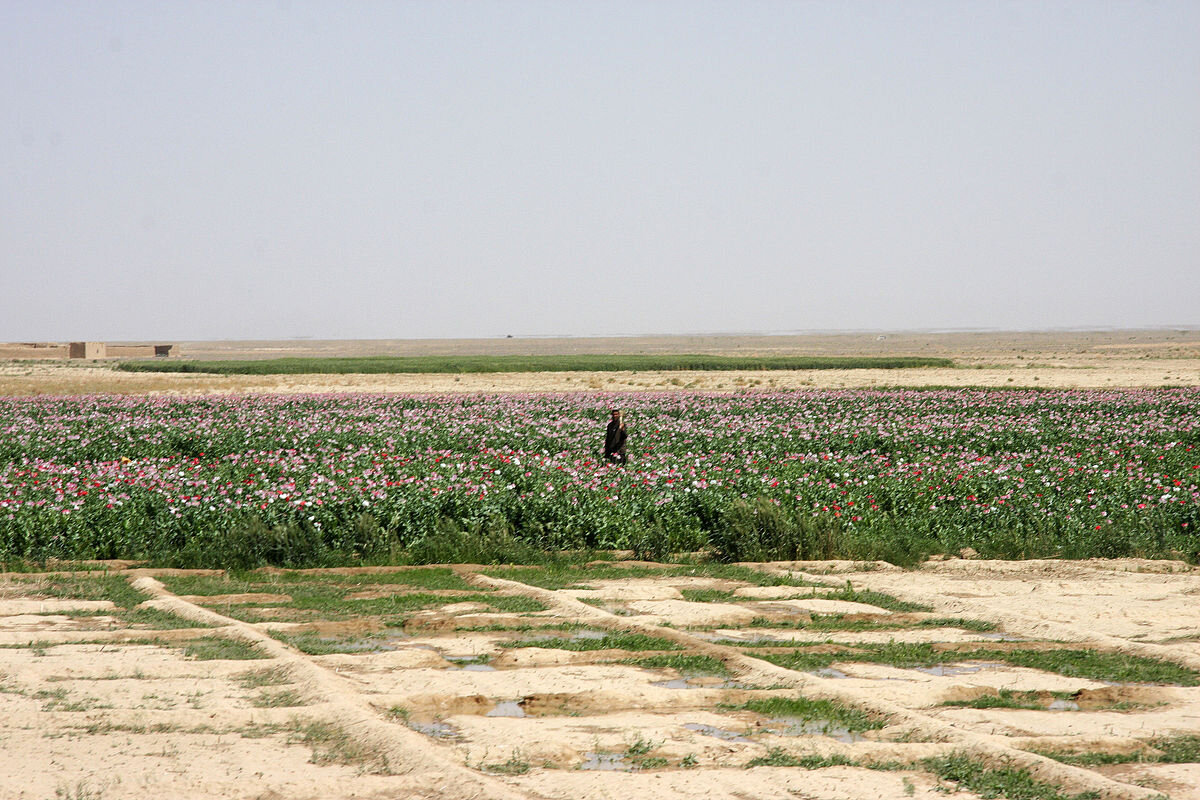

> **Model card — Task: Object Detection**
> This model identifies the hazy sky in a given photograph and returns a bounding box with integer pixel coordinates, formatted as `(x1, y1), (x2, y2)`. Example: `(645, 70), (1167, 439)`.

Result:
(3, 1), (1198, 341)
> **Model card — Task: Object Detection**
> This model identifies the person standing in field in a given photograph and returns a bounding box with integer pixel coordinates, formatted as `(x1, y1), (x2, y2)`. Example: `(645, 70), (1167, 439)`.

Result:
(604, 409), (628, 464)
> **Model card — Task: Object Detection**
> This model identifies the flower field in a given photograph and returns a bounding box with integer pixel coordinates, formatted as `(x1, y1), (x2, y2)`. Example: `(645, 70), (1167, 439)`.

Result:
(1, 389), (1197, 567)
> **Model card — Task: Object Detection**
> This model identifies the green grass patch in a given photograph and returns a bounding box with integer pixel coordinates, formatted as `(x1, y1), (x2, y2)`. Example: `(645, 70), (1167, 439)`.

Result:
(621, 654), (732, 677)
(751, 642), (1199, 685)
(924, 752), (1102, 800)
(117, 354), (953, 376)
(269, 631), (390, 655)
(235, 666), (293, 689)
(5, 575), (211, 633)
(251, 689), (306, 708)
(747, 614), (995, 633)
(746, 615), (894, 633)
(170, 581), (544, 621)
(478, 595), (548, 613)
(64, 720), (202, 736)
(183, 636), (271, 661)
(821, 581), (932, 613)
(724, 696), (884, 732)
(65, 605), (214, 630)
(483, 564), (670, 590)
(0, 560), (116, 573)
(159, 567), (479, 596)
(679, 588), (739, 603)
(1035, 735), (1200, 766)
(13, 574), (149, 609)
(483, 562), (813, 591)
(621, 736), (668, 769)
(942, 689), (1072, 711)
(684, 564), (819, 587)
(917, 617), (997, 632)
(453, 621), (582, 633)
(502, 632), (682, 652)
(988, 648), (1197, 685)
(745, 748), (858, 769)
(281, 590), (544, 617)
(291, 720), (392, 774)
(484, 752), (531, 775)
(35, 687), (109, 712)
(1155, 735), (1200, 763)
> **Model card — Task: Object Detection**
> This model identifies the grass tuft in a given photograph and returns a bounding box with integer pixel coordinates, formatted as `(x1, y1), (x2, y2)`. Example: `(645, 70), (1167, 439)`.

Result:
(502, 632), (681, 652)
(268, 630), (389, 656)
(484, 562), (814, 591)
(679, 588), (739, 603)
(924, 752), (1103, 800)
(183, 637), (271, 661)
(752, 642), (1199, 685)
(745, 747), (857, 769)
(251, 689), (306, 708)
(485, 751), (531, 775)
(1035, 735), (1200, 766)
(291, 720), (392, 774)
(941, 689), (1070, 710)
(822, 581), (932, 613)
(622, 654), (732, 677)
(235, 666), (293, 689)
(724, 696), (885, 732)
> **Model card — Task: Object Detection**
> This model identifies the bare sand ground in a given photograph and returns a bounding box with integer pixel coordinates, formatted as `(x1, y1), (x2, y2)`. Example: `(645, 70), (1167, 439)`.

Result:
(2, 329), (1199, 395)
(3, 558), (1199, 799)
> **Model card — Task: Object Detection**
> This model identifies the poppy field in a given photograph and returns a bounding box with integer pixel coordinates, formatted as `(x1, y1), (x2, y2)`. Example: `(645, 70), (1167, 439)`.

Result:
(0, 389), (1197, 567)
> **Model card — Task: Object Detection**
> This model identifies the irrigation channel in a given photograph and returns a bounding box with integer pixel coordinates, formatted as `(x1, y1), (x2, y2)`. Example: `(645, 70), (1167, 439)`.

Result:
(3, 557), (1199, 799)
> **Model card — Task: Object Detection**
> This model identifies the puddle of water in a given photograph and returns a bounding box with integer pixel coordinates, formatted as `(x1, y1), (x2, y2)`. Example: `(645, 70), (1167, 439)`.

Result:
(913, 662), (1007, 677)
(764, 717), (866, 743)
(408, 720), (460, 739)
(1047, 699), (1081, 711)
(579, 752), (630, 771)
(486, 700), (526, 718)
(445, 655), (497, 671)
(683, 722), (752, 743)
(374, 633), (409, 648)
(808, 668), (850, 679)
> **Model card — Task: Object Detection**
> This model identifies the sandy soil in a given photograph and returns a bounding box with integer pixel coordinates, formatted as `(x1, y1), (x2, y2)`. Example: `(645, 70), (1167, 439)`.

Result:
(3, 558), (1198, 799)
(3, 329), (1198, 395)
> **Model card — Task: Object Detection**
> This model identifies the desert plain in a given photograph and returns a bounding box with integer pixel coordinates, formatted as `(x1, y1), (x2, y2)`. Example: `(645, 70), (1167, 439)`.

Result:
(2, 328), (1199, 396)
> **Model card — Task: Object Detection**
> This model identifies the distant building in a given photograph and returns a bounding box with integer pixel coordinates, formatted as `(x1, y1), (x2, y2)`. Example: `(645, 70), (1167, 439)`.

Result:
(154, 344), (174, 357)
(68, 342), (106, 359)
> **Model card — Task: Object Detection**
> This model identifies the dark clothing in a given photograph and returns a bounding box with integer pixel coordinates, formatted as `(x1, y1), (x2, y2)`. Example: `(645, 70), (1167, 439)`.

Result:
(604, 419), (628, 464)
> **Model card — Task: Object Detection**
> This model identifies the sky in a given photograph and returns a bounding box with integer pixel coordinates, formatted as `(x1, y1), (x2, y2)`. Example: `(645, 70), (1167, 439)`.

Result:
(2, 1), (1198, 342)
